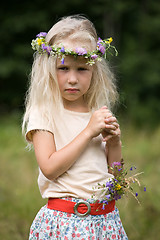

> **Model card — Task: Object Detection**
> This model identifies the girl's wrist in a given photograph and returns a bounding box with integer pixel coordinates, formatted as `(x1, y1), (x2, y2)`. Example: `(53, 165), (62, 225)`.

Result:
(106, 138), (122, 147)
(83, 127), (94, 141)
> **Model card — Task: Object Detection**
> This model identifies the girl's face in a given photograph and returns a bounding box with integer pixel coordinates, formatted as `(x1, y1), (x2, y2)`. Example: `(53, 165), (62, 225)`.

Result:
(56, 55), (93, 111)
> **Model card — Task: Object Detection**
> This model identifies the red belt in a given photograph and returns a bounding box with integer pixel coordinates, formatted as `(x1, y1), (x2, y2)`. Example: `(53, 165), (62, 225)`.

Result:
(47, 198), (115, 217)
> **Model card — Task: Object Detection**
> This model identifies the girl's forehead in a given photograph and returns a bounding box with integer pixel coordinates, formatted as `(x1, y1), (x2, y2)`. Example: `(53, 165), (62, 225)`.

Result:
(58, 39), (92, 52)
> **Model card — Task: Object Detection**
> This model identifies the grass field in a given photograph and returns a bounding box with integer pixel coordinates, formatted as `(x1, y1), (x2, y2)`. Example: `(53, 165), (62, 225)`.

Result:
(0, 112), (159, 239)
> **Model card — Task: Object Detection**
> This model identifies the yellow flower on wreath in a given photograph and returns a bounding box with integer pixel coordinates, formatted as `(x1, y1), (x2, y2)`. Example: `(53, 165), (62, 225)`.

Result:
(105, 37), (113, 44)
(108, 37), (113, 43)
(37, 38), (43, 45)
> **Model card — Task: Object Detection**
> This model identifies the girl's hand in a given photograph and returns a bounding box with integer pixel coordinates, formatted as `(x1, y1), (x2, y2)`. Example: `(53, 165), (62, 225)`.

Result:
(101, 113), (121, 146)
(85, 106), (116, 139)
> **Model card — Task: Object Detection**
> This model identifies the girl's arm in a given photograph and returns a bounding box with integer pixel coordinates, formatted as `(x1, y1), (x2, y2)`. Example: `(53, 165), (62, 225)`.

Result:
(101, 116), (122, 173)
(106, 138), (122, 174)
(32, 106), (115, 180)
(32, 128), (92, 180)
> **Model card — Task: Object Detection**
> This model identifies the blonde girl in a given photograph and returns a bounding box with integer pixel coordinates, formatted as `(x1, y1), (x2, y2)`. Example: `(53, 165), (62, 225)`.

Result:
(23, 15), (128, 239)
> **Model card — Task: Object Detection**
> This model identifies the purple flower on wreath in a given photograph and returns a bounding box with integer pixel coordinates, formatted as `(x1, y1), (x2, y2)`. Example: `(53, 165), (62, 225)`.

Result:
(91, 54), (98, 59)
(60, 46), (65, 53)
(98, 37), (103, 42)
(36, 32), (47, 38)
(97, 38), (105, 55)
(98, 45), (105, 54)
(41, 44), (52, 54)
(75, 47), (87, 55)
(61, 57), (65, 64)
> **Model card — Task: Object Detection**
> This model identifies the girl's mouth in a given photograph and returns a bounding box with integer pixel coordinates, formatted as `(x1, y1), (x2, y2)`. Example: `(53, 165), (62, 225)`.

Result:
(65, 88), (79, 93)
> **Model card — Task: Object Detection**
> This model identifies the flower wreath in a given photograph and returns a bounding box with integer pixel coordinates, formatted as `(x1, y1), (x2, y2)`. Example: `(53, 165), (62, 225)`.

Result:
(31, 32), (118, 65)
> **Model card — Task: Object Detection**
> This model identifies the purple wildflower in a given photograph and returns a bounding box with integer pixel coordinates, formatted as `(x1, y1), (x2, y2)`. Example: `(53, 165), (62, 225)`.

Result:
(112, 162), (121, 167)
(118, 168), (122, 171)
(36, 32), (47, 38)
(144, 187), (146, 192)
(97, 38), (105, 54)
(113, 193), (121, 200)
(41, 43), (46, 50)
(46, 46), (52, 54)
(75, 47), (87, 55)
(60, 46), (65, 53)
(98, 44), (105, 54)
(61, 57), (65, 64)
(106, 182), (112, 188)
(105, 194), (111, 200)
(103, 200), (109, 205)
(135, 192), (138, 197)
(98, 37), (103, 42)
(91, 54), (98, 59)
(102, 204), (105, 210)
(41, 44), (52, 54)
(130, 166), (136, 171)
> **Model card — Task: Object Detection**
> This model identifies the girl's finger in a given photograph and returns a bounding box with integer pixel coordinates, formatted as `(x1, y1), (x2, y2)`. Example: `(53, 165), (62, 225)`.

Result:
(109, 129), (121, 136)
(102, 134), (114, 142)
(105, 122), (119, 129)
(112, 122), (119, 128)
(105, 124), (117, 130)
(105, 116), (117, 123)
(109, 130), (117, 135)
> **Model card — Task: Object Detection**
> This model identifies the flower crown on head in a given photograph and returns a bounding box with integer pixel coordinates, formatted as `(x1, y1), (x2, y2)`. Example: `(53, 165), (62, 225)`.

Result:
(31, 32), (118, 65)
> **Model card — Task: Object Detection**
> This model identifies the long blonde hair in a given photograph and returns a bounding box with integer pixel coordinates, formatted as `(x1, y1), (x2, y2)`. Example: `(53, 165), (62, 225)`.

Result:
(22, 15), (118, 136)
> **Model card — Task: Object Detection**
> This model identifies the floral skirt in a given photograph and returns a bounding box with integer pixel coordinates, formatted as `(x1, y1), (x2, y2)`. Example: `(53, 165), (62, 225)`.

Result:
(29, 197), (128, 240)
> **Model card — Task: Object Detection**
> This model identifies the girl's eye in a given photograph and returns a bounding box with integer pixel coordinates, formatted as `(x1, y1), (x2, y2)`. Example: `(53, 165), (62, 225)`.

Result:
(78, 67), (88, 71)
(57, 67), (68, 71)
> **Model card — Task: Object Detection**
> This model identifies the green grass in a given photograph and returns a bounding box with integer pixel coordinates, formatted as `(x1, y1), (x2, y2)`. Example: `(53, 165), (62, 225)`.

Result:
(0, 113), (159, 239)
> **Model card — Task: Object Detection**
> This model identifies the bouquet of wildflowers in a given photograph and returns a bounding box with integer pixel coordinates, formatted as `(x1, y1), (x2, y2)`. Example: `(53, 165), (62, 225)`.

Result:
(92, 159), (146, 208)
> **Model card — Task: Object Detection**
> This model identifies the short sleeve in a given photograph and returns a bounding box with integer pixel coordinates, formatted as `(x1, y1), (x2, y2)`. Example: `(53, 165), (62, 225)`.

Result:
(26, 109), (54, 142)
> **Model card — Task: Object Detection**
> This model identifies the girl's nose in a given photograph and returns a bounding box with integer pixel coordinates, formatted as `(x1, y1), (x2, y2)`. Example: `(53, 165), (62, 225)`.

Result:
(68, 71), (78, 84)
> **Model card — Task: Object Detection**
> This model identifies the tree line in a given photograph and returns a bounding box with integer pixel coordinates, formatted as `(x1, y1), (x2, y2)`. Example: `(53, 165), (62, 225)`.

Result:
(0, 0), (160, 127)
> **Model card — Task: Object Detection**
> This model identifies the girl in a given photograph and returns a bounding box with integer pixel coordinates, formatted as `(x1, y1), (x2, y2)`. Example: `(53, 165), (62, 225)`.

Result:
(23, 15), (128, 239)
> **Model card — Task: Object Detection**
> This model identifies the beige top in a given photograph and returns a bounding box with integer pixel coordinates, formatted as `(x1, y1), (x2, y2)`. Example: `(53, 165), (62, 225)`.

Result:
(26, 108), (113, 199)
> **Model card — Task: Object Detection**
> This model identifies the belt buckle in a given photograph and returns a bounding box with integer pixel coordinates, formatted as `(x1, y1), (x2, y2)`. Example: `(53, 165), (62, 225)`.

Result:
(74, 200), (91, 217)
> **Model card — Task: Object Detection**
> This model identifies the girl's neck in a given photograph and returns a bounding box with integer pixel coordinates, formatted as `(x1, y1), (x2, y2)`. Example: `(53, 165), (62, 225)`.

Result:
(63, 101), (89, 113)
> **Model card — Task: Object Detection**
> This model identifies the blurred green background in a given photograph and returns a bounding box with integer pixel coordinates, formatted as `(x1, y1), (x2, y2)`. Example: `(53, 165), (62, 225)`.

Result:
(0, 0), (160, 239)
